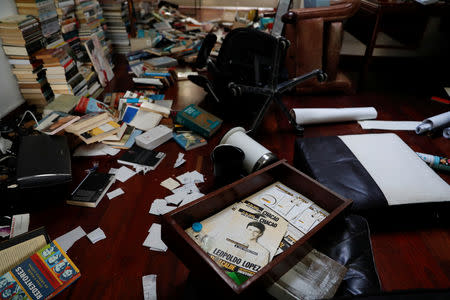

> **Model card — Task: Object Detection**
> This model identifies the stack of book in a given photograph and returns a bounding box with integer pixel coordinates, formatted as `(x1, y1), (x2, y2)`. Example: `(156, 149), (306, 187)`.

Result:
(34, 47), (88, 97)
(55, 0), (85, 60)
(99, 0), (131, 54)
(75, 0), (113, 67)
(15, 0), (63, 47)
(78, 64), (103, 98)
(0, 15), (54, 108)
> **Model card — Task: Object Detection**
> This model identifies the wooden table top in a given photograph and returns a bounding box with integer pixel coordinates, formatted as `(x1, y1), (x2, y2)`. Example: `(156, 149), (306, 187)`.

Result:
(27, 55), (450, 299)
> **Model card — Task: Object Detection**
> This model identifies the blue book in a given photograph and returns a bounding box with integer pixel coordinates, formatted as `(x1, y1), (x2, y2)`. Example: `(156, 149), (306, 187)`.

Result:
(123, 129), (143, 149)
(122, 106), (139, 123)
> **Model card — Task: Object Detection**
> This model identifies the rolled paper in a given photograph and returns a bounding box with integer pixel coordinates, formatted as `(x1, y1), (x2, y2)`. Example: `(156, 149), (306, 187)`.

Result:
(444, 127), (450, 139)
(415, 111), (450, 134)
(290, 107), (378, 125)
(220, 127), (277, 174)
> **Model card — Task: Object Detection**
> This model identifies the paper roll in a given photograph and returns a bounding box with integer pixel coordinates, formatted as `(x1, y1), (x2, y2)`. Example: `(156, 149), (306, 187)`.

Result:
(444, 127), (450, 139)
(220, 127), (276, 173)
(290, 107), (378, 125)
(416, 111), (450, 134)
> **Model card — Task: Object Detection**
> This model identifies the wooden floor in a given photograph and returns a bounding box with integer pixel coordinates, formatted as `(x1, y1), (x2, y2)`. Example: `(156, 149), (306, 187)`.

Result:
(24, 9), (450, 299)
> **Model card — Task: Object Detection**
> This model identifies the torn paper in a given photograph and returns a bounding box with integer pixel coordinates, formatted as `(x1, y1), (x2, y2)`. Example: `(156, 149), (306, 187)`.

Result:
(87, 227), (106, 244)
(107, 188), (124, 199)
(55, 226), (86, 252)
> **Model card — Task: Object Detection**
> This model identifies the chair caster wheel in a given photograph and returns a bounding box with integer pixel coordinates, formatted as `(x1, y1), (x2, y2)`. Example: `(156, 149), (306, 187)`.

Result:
(318, 72), (328, 83)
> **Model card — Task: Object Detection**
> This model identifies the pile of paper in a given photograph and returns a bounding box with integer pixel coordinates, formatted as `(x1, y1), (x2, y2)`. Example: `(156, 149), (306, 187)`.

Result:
(149, 171), (205, 216)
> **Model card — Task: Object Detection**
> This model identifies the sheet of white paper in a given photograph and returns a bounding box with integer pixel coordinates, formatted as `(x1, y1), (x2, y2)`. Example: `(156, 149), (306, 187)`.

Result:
(149, 199), (166, 215)
(73, 143), (120, 157)
(160, 178), (180, 190)
(54, 226), (86, 252)
(142, 274), (157, 300)
(10, 214), (30, 238)
(176, 172), (192, 184)
(179, 192), (204, 207)
(129, 110), (162, 131)
(107, 188), (124, 199)
(143, 224), (168, 251)
(116, 166), (137, 182)
(87, 227), (106, 244)
(189, 170), (204, 183)
(109, 168), (118, 175)
(291, 107), (378, 125)
(358, 120), (420, 130)
(164, 193), (185, 205)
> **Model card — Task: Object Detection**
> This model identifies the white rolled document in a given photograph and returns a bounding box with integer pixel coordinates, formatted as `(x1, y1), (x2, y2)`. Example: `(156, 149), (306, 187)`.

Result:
(443, 127), (450, 139)
(290, 107), (378, 125)
(416, 111), (450, 134)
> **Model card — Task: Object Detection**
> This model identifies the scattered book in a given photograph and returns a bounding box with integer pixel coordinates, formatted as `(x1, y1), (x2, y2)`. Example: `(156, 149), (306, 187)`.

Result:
(135, 125), (173, 150)
(42, 94), (81, 116)
(129, 110), (162, 131)
(140, 102), (170, 117)
(65, 112), (110, 135)
(35, 112), (80, 135)
(0, 240), (80, 299)
(144, 56), (178, 68)
(175, 104), (223, 138)
(67, 172), (116, 208)
(79, 120), (121, 144)
(173, 131), (207, 150)
(118, 145), (165, 170)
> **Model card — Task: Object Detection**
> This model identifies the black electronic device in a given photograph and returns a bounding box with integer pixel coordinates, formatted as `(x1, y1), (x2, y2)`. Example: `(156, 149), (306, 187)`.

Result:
(16, 135), (71, 188)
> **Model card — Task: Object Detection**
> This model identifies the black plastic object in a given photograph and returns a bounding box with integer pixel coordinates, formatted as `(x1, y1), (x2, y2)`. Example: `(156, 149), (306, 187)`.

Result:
(211, 144), (245, 186)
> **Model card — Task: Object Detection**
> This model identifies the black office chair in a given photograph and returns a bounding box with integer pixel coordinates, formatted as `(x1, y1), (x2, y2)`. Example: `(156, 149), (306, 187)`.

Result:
(188, 10), (327, 136)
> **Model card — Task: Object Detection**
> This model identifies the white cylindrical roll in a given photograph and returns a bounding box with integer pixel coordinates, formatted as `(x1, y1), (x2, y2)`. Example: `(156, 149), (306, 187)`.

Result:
(416, 111), (450, 134)
(220, 127), (274, 173)
(443, 127), (450, 139)
(290, 107), (378, 125)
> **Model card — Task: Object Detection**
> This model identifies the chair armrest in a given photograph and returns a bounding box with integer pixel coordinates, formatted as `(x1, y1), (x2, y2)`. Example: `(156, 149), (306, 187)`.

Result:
(282, 0), (360, 23)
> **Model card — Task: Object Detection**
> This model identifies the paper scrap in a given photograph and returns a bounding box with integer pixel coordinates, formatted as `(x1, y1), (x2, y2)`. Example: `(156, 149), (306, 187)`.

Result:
(116, 166), (137, 182)
(55, 226), (86, 252)
(143, 274), (157, 300)
(358, 120), (421, 131)
(9, 214), (30, 238)
(109, 168), (118, 175)
(445, 87), (450, 97)
(143, 224), (168, 252)
(176, 170), (204, 185)
(107, 188), (124, 199)
(189, 170), (204, 183)
(174, 152), (185, 168)
(164, 193), (185, 205)
(160, 178), (180, 190)
(171, 183), (199, 195)
(149, 199), (177, 215)
(179, 192), (204, 207)
(87, 227), (106, 244)
(73, 143), (120, 157)
(0, 136), (13, 155)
